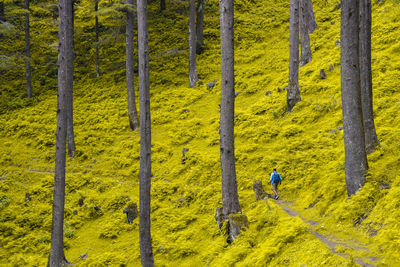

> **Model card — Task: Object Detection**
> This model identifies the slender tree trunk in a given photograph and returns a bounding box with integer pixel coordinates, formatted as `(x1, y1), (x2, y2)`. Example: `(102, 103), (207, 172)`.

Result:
(341, 0), (368, 196)
(95, 0), (100, 77)
(137, 0), (154, 265)
(0, 1), (4, 22)
(24, 0), (32, 98)
(219, 0), (241, 216)
(160, 0), (165, 11)
(196, 0), (205, 49)
(49, 0), (71, 265)
(188, 0), (198, 88)
(287, 0), (300, 111)
(66, 0), (75, 158)
(300, 0), (311, 66)
(126, 0), (139, 131)
(307, 0), (316, 33)
(359, 0), (379, 154)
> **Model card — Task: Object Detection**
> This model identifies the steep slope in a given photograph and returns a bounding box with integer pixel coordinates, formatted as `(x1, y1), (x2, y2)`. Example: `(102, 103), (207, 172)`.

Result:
(1, 0), (400, 265)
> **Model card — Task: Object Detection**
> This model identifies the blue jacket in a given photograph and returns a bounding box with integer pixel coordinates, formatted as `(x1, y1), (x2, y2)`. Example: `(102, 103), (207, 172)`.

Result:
(270, 171), (282, 183)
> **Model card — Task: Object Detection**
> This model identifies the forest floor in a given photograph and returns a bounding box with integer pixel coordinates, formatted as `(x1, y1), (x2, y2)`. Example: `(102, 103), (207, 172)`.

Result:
(276, 198), (379, 266)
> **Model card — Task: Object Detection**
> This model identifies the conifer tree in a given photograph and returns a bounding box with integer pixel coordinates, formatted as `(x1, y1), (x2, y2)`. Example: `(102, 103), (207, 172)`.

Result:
(300, 0), (316, 66)
(126, 0), (139, 131)
(359, 0), (379, 154)
(196, 0), (205, 53)
(341, 0), (368, 196)
(49, 0), (72, 265)
(137, 0), (154, 264)
(66, 0), (75, 158)
(287, 0), (301, 111)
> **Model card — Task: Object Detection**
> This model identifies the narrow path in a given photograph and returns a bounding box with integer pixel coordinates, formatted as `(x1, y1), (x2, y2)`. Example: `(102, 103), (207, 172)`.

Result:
(276, 199), (378, 267)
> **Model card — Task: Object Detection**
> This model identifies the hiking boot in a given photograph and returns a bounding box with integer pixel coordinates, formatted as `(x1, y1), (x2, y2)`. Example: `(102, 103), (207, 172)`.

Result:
(275, 195), (279, 200)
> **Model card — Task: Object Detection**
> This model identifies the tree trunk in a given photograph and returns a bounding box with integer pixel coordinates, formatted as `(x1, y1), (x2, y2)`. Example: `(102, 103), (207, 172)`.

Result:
(49, 0), (71, 265)
(188, 0), (198, 88)
(24, 0), (32, 98)
(196, 0), (205, 51)
(300, 0), (311, 66)
(307, 0), (316, 33)
(0, 1), (5, 22)
(137, 0), (154, 265)
(66, 0), (75, 158)
(341, 0), (368, 196)
(95, 0), (100, 77)
(359, 0), (379, 154)
(126, 0), (139, 131)
(219, 0), (241, 217)
(160, 0), (165, 11)
(287, 0), (300, 111)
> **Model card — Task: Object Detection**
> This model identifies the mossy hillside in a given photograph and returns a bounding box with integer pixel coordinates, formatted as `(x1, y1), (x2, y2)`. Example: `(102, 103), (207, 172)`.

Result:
(1, 0), (400, 265)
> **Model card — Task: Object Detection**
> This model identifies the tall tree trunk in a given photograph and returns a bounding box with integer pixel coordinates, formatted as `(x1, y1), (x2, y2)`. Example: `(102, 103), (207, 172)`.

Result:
(341, 0), (368, 196)
(137, 0), (154, 265)
(307, 0), (316, 33)
(160, 0), (165, 11)
(188, 0), (198, 88)
(300, 0), (311, 66)
(24, 0), (32, 98)
(66, 0), (75, 158)
(49, 0), (71, 265)
(287, 0), (300, 111)
(0, 1), (5, 22)
(219, 0), (241, 217)
(196, 0), (205, 51)
(126, 0), (139, 131)
(359, 0), (379, 154)
(95, 0), (100, 77)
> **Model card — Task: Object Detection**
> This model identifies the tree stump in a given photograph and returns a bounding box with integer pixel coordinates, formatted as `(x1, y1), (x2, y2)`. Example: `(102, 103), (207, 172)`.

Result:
(123, 202), (138, 224)
(253, 180), (275, 200)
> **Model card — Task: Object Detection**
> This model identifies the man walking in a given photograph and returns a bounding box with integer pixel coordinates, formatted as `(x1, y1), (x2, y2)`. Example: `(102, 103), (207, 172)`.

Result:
(269, 168), (282, 200)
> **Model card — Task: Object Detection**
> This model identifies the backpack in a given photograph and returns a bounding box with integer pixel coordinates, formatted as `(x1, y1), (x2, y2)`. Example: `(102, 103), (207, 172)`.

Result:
(272, 172), (281, 183)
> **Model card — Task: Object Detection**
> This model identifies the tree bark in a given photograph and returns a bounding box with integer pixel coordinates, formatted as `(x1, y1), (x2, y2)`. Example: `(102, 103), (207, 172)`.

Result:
(24, 0), (32, 98)
(287, 0), (301, 111)
(219, 0), (241, 216)
(95, 0), (100, 77)
(341, 0), (368, 196)
(307, 0), (316, 33)
(300, 0), (311, 66)
(126, 0), (139, 131)
(160, 0), (165, 11)
(0, 1), (5, 22)
(188, 0), (198, 88)
(137, 0), (154, 265)
(66, 0), (75, 158)
(196, 0), (205, 50)
(359, 0), (379, 154)
(49, 0), (71, 265)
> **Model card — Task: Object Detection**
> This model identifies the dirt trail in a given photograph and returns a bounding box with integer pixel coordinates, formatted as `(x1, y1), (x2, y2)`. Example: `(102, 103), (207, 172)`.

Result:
(276, 199), (378, 267)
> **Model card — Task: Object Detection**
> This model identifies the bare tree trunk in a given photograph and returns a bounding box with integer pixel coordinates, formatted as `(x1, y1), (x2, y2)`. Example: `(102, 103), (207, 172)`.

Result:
(0, 1), (4, 22)
(95, 0), (100, 77)
(341, 0), (368, 196)
(126, 0), (139, 131)
(137, 0), (154, 265)
(160, 0), (165, 11)
(49, 0), (71, 265)
(307, 0), (316, 33)
(24, 0), (32, 98)
(188, 0), (198, 88)
(300, 0), (311, 66)
(196, 0), (205, 52)
(287, 0), (300, 111)
(219, 0), (241, 217)
(359, 0), (379, 154)
(66, 0), (75, 158)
